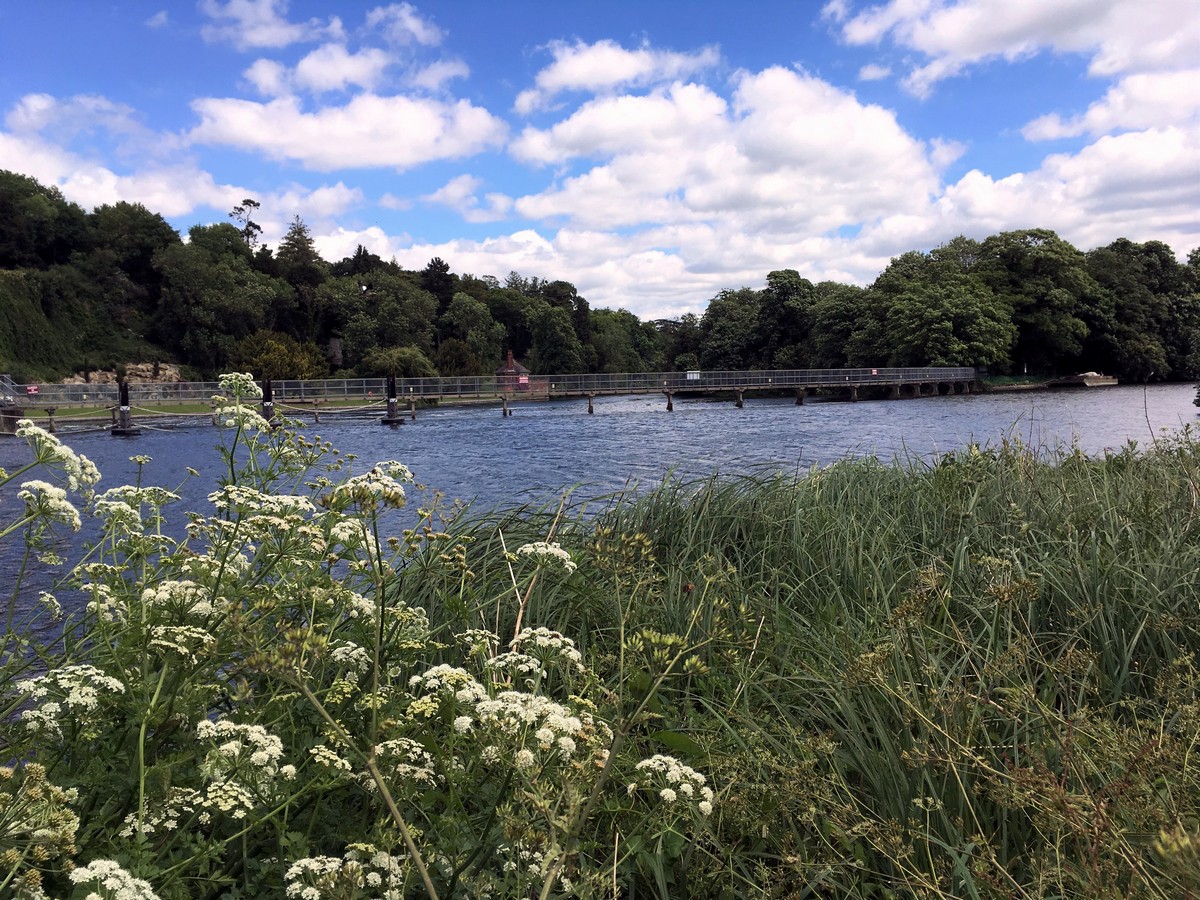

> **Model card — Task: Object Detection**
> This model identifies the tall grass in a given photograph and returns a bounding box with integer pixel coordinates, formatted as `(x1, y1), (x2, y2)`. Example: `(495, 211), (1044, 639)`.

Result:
(428, 433), (1200, 897)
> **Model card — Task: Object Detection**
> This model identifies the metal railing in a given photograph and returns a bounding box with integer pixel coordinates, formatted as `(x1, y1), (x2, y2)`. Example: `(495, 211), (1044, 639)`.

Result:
(3, 367), (978, 408)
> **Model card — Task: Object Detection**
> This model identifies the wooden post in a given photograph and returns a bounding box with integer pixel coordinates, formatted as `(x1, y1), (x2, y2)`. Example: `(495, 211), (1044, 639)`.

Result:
(45, 408), (56, 434)
(502, 397), (509, 417)
(734, 388), (744, 409)
(665, 391), (674, 412)
(587, 393), (594, 414)
(794, 388), (806, 405)
(848, 385), (858, 402)
(409, 397), (416, 421)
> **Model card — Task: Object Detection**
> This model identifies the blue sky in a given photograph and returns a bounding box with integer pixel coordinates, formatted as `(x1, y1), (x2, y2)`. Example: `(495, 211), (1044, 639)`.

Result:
(1, 1), (1197, 320)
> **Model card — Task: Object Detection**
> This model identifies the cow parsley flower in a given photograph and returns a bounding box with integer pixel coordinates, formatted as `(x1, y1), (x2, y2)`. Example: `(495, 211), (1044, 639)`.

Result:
(515, 541), (577, 573)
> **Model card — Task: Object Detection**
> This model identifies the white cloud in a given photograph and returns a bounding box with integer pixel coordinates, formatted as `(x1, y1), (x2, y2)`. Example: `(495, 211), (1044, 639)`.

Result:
(511, 67), (938, 235)
(422, 174), (513, 223)
(145, 11), (168, 29)
(514, 38), (720, 114)
(829, 0), (1200, 97)
(244, 59), (291, 97)
(858, 63), (892, 80)
(187, 93), (507, 170)
(409, 59), (470, 91)
(1023, 68), (1200, 139)
(294, 44), (393, 93)
(365, 3), (444, 46)
(199, 0), (344, 50)
(6, 93), (140, 138)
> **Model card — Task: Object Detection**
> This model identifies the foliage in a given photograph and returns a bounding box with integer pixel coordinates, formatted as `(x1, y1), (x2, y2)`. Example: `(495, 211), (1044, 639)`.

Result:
(2, 169), (1199, 383)
(0, 381), (718, 899)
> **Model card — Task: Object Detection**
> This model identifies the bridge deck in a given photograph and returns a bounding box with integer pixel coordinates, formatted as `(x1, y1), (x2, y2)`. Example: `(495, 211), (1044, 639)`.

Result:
(2, 367), (977, 409)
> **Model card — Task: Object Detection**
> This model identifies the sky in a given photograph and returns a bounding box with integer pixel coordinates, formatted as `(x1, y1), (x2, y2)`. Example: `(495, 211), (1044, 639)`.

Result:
(0, 1), (1197, 321)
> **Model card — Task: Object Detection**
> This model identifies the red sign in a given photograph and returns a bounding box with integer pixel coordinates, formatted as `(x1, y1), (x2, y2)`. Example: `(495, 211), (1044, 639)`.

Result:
(25, 385), (39, 395)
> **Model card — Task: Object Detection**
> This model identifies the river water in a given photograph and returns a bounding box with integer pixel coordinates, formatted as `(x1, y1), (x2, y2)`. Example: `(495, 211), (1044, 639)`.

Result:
(1, 383), (1195, 628)
(3, 383), (1197, 515)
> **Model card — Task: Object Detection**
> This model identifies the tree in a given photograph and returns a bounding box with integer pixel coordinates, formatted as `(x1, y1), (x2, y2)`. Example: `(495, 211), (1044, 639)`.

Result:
(754, 269), (814, 368)
(806, 282), (867, 368)
(273, 215), (328, 338)
(440, 292), (504, 370)
(977, 230), (1093, 374)
(358, 345), (437, 378)
(421, 257), (456, 314)
(528, 305), (585, 374)
(232, 329), (328, 380)
(698, 288), (762, 370)
(229, 198), (262, 249)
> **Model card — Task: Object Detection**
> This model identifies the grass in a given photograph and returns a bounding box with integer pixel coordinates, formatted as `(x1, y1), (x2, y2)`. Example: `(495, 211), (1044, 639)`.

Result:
(419, 433), (1200, 897)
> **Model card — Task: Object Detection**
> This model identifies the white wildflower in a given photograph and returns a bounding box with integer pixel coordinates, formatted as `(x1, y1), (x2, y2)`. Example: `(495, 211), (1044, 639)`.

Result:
(514, 541), (576, 574)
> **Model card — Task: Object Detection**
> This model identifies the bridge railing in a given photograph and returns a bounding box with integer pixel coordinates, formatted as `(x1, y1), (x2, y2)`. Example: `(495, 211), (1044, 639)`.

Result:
(4, 367), (978, 408)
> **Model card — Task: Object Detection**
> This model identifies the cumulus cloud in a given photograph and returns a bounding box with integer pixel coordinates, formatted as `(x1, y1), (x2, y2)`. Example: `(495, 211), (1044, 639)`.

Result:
(827, 0), (1200, 97)
(199, 0), (344, 50)
(511, 67), (939, 235)
(409, 59), (470, 91)
(187, 93), (507, 170)
(514, 38), (720, 114)
(858, 63), (892, 80)
(365, 3), (444, 46)
(294, 44), (393, 93)
(145, 11), (168, 29)
(1023, 68), (1200, 139)
(422, 174), (513, 223)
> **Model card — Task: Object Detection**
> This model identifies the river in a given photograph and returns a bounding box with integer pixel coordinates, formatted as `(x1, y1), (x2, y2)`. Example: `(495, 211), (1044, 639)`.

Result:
(3, 382), (1197, 515)
(1, 382), (1195, 630)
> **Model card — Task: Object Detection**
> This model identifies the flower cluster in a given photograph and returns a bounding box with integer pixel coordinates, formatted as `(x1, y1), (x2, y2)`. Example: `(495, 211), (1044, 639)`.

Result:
(284, 846), (405, 900)
(511, 627), (586, 674)
(16, 419), (100, 495)
(215, 403), (273, 433)
(17, 665), (126, 738)
(515, 540), (577, 574)
(327, 461), (413, 511)
(629, 754), (715, 816)
(217, 371), (263, 399)
(68, 859), (161, 900)
(17, 480), (81, 532)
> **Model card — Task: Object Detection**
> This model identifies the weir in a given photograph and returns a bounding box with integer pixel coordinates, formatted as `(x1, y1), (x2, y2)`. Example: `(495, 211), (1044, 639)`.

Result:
(3, 366), (981, 434)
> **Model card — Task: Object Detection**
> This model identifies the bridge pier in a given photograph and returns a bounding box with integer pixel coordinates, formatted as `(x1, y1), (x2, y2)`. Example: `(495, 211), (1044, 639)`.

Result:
(502, 397), (510, 417)
(111, 382), (140, 436)
(380, 375), (405, 426)
(848, 385), (858, 402)
(889, 384), (901, 400)
(0, 405), (22, 435)
(734, 388), (744, 408)
(794, 388), (805, 405)
(261, 379), (275, 422)
(664, 391), (673, 412)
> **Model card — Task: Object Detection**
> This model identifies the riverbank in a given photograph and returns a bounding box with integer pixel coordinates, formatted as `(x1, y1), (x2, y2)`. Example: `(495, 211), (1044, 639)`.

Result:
(1, 409), (1195, 898)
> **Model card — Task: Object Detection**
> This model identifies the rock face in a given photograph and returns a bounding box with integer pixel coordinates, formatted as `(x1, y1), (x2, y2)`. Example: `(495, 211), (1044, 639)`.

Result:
(61, 362), (185, 385)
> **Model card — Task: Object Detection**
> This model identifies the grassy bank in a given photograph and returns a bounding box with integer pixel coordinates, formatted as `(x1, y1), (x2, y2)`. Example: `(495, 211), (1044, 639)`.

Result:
(1, 391), (1196, 898)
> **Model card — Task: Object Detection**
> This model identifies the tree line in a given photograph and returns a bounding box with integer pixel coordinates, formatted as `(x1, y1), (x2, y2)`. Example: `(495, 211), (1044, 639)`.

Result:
(1, 169), (1197, 383)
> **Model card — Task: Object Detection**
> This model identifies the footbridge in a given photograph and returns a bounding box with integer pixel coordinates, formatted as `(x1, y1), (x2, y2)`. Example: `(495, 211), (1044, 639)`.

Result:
(1, 366), (978, 432)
